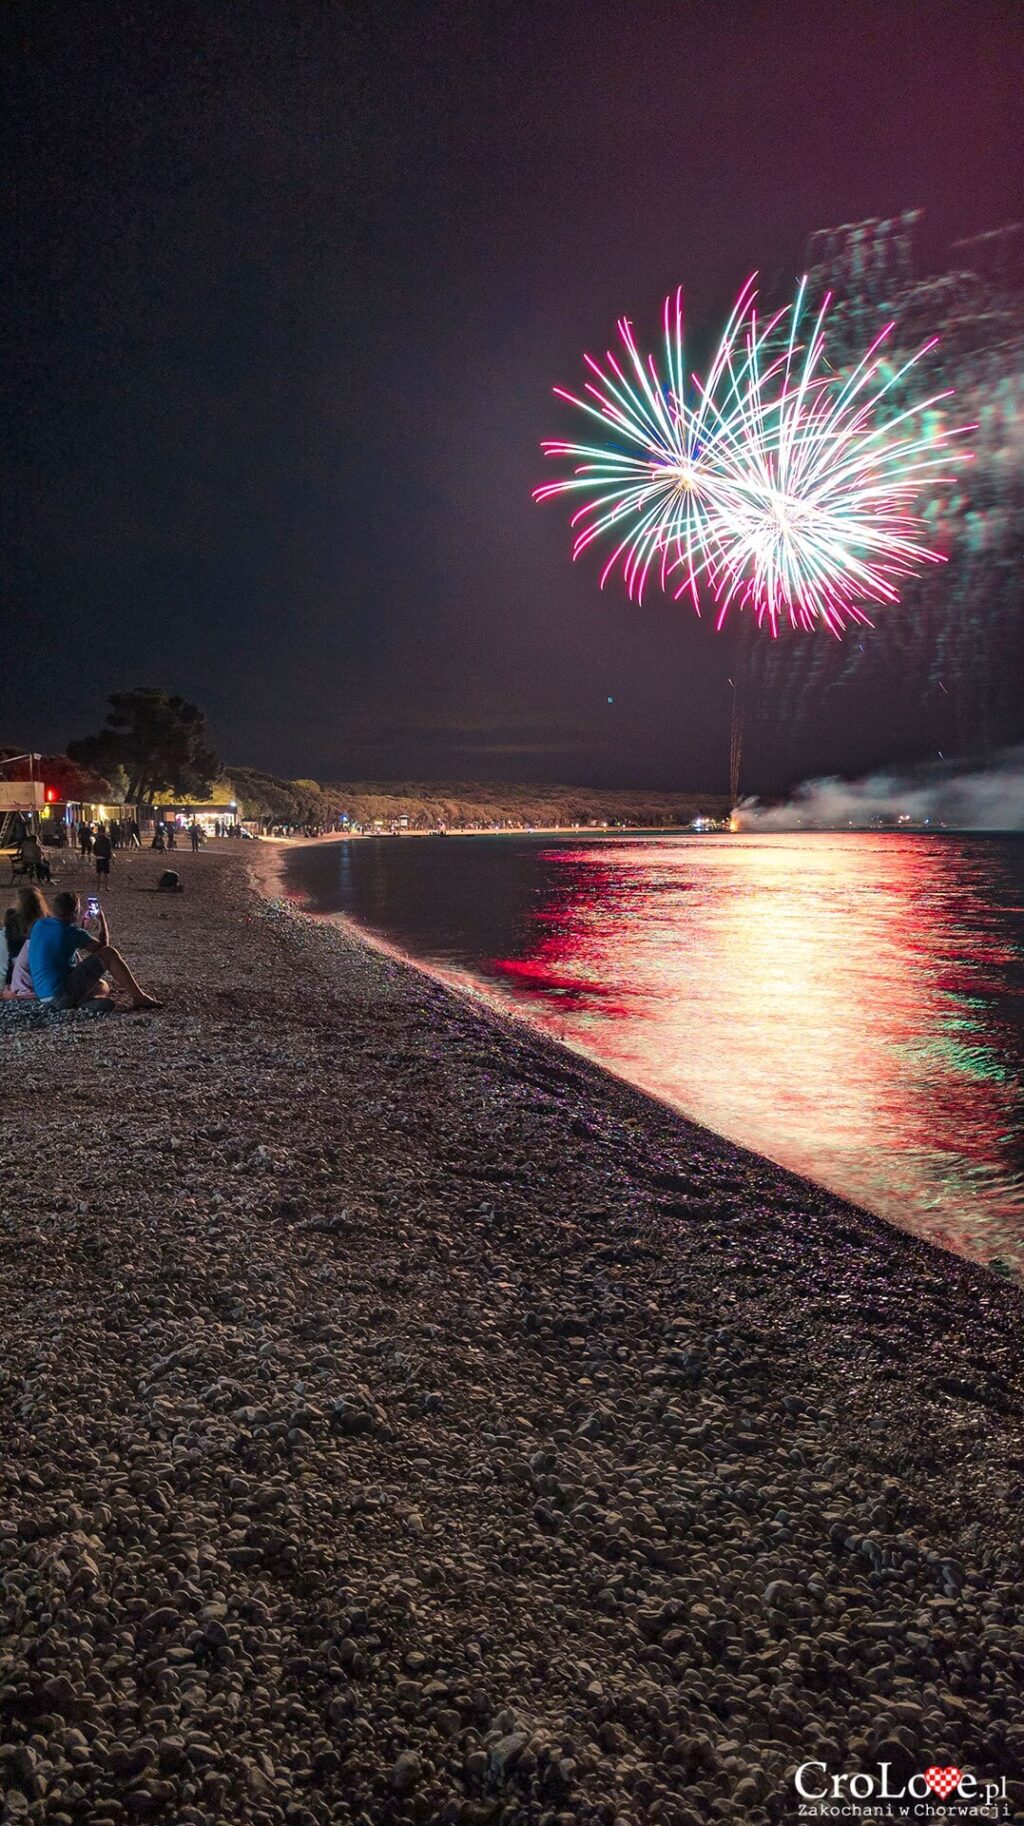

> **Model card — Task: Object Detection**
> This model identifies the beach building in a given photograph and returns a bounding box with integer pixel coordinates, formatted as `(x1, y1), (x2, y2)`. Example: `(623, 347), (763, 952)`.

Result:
(150, 780), (248, 834)
(151, 795), (238, 835)
(1, 751), (252, 843)
(0, 749), (126, 842)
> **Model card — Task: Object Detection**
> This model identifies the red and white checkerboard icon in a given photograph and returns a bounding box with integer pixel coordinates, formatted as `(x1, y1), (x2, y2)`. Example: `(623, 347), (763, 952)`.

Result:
(923, 1767), (963, 1800)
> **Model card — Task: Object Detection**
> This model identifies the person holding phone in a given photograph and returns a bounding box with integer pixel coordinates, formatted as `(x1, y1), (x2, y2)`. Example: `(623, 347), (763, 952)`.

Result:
(28, 891), (160, 1011)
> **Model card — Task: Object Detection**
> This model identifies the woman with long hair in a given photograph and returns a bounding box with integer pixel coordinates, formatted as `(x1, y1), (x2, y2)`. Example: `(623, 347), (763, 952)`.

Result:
(3, 884), (50, 999)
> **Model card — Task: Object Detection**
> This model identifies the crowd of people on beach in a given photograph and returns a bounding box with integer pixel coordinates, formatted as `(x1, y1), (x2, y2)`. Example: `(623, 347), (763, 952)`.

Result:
(148, 819), (206, 854)
(7, 810), (257, 883)
(24, 815), (144, 859)
(71, 816), (142, 855)
(9, 815), (229, 884)
(11, 817), (141, 892)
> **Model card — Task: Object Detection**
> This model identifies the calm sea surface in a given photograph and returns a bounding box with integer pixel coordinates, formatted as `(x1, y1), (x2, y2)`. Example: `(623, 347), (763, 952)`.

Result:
(283, 832), (1024, 1271)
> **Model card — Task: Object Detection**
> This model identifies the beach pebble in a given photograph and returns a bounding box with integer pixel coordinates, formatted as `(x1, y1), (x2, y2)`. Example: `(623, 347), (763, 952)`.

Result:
(390, 1750), (422, 1791)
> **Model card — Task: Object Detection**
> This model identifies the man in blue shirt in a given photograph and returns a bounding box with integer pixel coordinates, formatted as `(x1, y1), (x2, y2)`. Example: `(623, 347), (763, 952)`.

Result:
(29, 891), (160, 1010)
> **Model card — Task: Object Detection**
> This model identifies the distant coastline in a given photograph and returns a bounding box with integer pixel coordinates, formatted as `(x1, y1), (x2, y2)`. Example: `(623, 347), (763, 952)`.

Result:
(261, 820), (717, 846)
(220, 768), (730, 833)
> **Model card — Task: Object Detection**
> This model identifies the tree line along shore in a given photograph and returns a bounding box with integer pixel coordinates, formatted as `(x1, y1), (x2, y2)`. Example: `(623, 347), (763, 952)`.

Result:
(233, 775), (732, 834)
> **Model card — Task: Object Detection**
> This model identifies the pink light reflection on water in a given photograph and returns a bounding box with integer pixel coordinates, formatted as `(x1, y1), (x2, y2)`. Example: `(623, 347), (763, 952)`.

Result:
(489, 834), (1024, 1268)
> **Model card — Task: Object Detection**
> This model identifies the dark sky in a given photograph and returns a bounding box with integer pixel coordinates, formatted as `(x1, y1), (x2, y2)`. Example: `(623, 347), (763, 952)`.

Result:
(2, 0), (1021, 791)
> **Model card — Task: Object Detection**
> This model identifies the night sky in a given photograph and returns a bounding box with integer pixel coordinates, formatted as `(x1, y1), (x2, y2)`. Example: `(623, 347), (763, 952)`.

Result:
(3, 1), (1021, 792)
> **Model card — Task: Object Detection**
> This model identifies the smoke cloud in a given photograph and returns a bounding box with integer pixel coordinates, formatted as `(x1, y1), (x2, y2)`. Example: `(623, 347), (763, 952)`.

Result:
(736, 746), (1024, 831)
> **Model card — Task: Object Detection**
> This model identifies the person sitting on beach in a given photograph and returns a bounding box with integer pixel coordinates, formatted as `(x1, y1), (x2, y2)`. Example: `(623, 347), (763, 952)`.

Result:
(19, 832), (52, 883)
(93, 826), (113, 883)
(1, 886), (50, 1000)
(28, 891), (160, 1011)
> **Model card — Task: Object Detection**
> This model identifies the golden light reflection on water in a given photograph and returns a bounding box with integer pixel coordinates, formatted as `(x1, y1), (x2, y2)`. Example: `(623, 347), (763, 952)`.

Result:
(491, 834), (1024, 1269)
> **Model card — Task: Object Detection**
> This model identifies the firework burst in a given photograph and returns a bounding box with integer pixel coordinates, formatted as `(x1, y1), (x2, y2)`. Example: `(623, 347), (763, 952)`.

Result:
(532, 275), (761, 605)
(536, 278), (972, 634)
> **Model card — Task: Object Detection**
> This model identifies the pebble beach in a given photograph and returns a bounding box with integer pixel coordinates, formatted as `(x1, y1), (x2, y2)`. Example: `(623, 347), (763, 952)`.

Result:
(2, 844), (1023, 1826)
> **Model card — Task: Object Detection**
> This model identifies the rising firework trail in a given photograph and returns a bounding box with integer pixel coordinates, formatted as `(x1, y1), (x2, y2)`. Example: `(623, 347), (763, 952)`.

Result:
(536, 278), (972, 636)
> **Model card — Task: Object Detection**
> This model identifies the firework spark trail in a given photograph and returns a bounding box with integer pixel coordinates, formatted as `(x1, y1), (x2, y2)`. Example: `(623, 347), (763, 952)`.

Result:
(535, 278), (973, 634)
(534, 275), (762, 606)
(701, 291), (970, 634)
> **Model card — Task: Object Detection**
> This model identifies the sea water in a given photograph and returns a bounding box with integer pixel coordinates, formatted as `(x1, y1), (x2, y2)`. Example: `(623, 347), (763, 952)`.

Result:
(284, 831), (1024, 1272)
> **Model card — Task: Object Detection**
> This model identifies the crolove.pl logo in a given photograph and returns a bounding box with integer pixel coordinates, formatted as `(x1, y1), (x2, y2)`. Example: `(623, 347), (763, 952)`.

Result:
(794, 1760), (1010, 1819)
